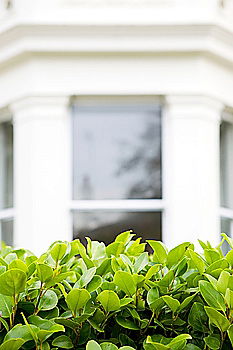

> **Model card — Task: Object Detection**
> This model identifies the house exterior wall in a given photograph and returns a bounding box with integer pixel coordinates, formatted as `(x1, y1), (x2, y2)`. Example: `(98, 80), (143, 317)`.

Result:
(0, 0), (233, 253)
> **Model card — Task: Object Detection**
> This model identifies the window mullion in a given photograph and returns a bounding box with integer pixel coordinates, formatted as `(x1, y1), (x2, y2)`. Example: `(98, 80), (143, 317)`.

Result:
(0, 208), (15, 220)
(70, 199), (165, 212)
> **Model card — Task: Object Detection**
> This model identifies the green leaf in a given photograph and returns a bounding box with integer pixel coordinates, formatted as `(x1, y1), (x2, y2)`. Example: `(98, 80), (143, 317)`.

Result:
(5, 324), (37, 342)
(41, 342), (50, 350)
(159, 270), (174, 287)
(146, 241), (167, 264)
(227, 324), (233, 347)
(116, 316), (140, 330)
(74, 240), (94, 268)
(145, 265), (161, 280)
(169, 334), (192, 347)
(28, 315), (64, 343)
(206, 258), (229, 274)
(184, 345), (202, 350)
(0, 294), (13, 318)
(115, 231), (134, 245)
(145, 336), (169, 350)
(178, 293), (197, 312)
(204, 306), (230, 332)
(225, 288), (233, 309)
(100, 342), (118, 350)
(86, 275), (102, 293)
(199, 281), (226, 311)
(86, 340), (102, 350)
(188, 250), (205, 275)
(147, 288), (159, 310)
(75, 267), (96, 288)
(120, 297), (134, 307)
(204, 274), (218, 288)
(97, 290), (120, 312)
(0, 339), (26, 350)
(0, 269), (27, 296)
(38, 289), (58, 311)
(162, 296), (180, 313)
(86, 238), (106, 261)
(166, 242), (190, 268)
(134, 253), (149, 273)
(0, 317), (9, 331)
(8, 260), (28, 274)
(225, 250), (233, 267)
(52, 335), (73, 349)
(37, 264), (53, 283)
(216, 270), (230, 295)
(66, 289), (91, 317)
(113, 271), (136, 296)
(204, 335), (220, 350)
(132, 274), (145, 288)
(50, 243), (67, 263)
(221, 233), (233, 249)
(188, 302), (208, 332)
(127, 238), (146, 256)
(96, 259), (112, 275)
(106, 242), (125, 257)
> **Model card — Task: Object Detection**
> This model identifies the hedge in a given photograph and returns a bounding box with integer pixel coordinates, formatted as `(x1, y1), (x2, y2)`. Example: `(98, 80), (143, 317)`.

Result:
(0, 231), (232, 349)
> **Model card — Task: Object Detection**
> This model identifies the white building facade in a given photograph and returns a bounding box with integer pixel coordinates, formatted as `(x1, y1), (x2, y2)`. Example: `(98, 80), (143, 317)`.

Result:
(0, 0), (233, 253)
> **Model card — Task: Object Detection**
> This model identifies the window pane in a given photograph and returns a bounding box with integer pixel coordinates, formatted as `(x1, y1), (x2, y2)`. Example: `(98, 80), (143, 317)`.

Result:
(221, 218), (231, 254)
(73, 211), (162, 245)
(220, 121), (233, 209)
(1, 219), (13, 246)
(73, 101), (162, 200)
(0, 122), (13, 209)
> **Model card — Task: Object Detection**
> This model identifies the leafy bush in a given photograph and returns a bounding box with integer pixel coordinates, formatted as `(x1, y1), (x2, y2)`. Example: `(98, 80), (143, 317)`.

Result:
(0, 232), (233, 349)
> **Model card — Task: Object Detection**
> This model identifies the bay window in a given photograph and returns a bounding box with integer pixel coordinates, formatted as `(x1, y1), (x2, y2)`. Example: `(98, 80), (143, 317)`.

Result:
(0, 120), (14, 246)
(220, 116), (233, 243)
(71, 97), (163, 244)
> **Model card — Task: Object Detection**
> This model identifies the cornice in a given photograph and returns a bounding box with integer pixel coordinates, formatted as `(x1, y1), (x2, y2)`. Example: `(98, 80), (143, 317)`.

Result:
(0, 23), (232, 68)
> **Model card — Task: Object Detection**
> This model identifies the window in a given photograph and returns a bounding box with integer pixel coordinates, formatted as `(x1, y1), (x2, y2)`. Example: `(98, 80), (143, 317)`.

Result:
(0, 121), (14, 246)
(220, 118), (233, 242)
(71, 97), (163, 244)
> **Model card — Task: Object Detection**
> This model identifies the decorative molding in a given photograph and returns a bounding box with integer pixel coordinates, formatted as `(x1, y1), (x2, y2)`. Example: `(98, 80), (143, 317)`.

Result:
(0, 23), (232, 68)
(65, 0), (171, 8)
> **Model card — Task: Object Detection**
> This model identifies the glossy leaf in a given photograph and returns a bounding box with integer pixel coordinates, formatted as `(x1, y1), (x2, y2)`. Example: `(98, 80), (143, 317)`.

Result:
(66, 288), (91, 317)
(199, 280), (226, 311)
(113, 271), (136, 296)
(97, 290), (120, 312)
(0, 269), (27, 296)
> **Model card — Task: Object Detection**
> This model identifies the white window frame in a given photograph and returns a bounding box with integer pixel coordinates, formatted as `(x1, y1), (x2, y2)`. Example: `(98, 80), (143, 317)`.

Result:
(0, 110), (14, 245)
(70, 95), (165, 239)
(220, 110), (233, 238)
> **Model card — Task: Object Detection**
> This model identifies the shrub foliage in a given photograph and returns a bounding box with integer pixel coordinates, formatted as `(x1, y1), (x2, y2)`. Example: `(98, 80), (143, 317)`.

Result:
(0, 232), (232, 349)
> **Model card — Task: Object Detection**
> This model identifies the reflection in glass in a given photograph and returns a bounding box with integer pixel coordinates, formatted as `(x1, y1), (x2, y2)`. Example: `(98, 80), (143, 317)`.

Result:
(1, 219), (13, 246)
(0, 122), (13, 210)
(221, 218), (231, 254)
(73, 211), (162, 245)
(220, 121), (233, 209)
(72, 102), (162, 200)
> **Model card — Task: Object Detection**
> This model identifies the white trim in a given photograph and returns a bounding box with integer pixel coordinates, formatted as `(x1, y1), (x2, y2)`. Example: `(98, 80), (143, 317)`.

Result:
(0, 208), (14, 220)
(220, 206), (233, 220)
(70, 199), (165, 212)
(0, 24), (233, 69)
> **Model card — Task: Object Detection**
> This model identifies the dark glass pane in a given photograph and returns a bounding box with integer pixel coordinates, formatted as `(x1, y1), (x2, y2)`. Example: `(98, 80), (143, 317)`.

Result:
(73, 211), (161, 245)
(1, 219), (13, 246)
(0, 122), (13, 209)
(221, 218), (231, 254)
(220, 121), (233, 209)
(73, 101), (161, 200)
